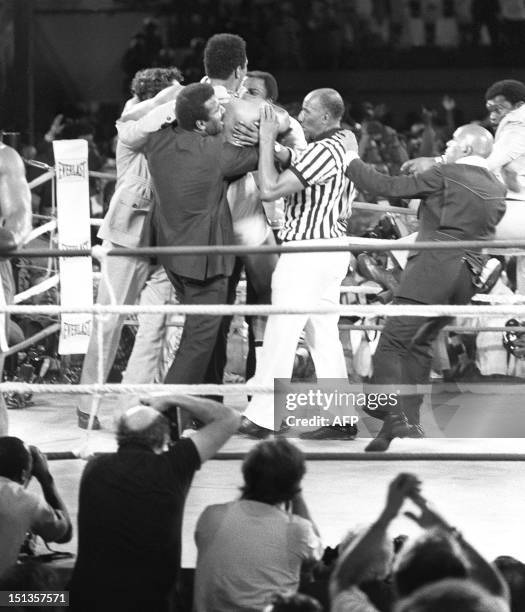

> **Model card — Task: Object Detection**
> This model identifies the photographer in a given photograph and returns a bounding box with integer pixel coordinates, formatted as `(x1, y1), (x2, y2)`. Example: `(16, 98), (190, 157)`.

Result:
(69, 395), (240, 612)
(0, 437), (72, 577)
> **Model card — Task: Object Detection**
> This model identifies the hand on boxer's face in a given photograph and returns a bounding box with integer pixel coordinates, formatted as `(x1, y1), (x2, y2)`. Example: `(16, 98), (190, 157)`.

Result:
(232, 120), (260, 147)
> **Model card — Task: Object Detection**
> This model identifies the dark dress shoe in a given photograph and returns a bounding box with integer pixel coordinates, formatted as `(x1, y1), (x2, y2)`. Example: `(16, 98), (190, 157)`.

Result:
(77, 408), (101, 430)
(299, 424), (358, 440)
(357, 253), (399, 293)
(237, 417), (273, 439)
(365, 414), (424, 452)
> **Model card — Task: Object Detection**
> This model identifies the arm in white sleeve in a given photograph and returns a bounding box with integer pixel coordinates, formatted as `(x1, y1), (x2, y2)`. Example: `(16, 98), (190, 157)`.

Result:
(116, 100), (177, 150)
(486, 124), (525, 172)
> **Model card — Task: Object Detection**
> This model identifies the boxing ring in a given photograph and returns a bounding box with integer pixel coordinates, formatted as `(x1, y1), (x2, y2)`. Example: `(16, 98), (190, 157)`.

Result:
(1, 159), (523, 464)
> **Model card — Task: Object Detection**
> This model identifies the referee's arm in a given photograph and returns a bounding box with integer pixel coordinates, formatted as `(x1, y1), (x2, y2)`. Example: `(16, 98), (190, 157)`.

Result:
(258, 104), (305, 200)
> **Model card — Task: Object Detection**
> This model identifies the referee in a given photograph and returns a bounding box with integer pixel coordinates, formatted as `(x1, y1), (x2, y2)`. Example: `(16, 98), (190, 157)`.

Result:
(241, 89), (357, 439)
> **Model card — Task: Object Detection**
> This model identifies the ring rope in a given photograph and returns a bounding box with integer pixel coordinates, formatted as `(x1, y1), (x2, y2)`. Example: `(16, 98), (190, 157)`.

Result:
(8, 239), (525, 259)
(2, 381), (525, 395)
(1, 303), (525, 317)
(41, 450), (525, 462)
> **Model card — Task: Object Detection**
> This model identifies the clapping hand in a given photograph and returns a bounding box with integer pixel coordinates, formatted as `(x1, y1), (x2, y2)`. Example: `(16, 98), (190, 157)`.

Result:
(404, 492), (451, 531)
(382, 473), (422, 521)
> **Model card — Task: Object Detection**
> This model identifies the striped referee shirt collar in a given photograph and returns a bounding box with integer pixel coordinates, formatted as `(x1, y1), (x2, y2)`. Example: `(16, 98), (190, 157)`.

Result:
(309, 126), (344, 143)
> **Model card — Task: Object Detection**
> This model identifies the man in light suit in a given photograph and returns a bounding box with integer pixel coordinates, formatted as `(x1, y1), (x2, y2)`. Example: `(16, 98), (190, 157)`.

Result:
(77, 68), (183, 429)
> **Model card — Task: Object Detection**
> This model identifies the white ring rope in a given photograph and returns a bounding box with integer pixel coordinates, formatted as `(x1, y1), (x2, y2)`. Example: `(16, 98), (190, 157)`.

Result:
(1, 381), (524, 396)
(13, 275), (59, 304)
(1, 303), (525, 317)
(23, 220), (58, 245)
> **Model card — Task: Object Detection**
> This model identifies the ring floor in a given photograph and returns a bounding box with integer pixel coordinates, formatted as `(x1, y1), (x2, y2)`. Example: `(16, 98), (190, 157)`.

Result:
(8, 392), (525, 567)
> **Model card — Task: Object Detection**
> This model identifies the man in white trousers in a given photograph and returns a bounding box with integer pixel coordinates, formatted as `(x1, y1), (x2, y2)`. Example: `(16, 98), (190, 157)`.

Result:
(241, 90), (357, 439)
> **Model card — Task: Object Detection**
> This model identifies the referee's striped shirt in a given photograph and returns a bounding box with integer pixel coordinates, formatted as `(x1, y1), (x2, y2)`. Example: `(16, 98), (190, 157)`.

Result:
(282, 129), (354, 241)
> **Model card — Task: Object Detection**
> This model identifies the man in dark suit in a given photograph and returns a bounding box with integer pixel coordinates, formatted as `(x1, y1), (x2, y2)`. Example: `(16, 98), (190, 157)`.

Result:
(144, 83), (258, 387)
(345, 124), (506, 451)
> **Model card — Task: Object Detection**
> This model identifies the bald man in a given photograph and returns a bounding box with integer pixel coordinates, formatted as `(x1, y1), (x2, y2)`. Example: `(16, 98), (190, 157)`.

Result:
(334, 124), (506, 451)
(70, 394), (240, 611)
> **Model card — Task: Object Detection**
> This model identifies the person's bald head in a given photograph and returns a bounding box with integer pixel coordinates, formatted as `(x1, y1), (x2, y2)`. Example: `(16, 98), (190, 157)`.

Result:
(443, 124), (494, 163)
(116, 405), (170, 452)
(298, 88), (344, 142)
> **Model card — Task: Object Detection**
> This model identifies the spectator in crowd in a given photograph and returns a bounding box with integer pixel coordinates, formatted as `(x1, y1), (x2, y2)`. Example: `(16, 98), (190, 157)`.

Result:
(0, 437), (72, 577)
(500, 0), (525, 54)
(77, 67), (184, 429)
(471, 0), (501, 49)
(121, 18), (164, 92)
(70, 394), (240, 612)
(331, 473), (509, 611)
(342, 124), (506, 451)
(181, 36), (206, 83)
(494, 556), (525, 612)
(395, 578), (509, 612)
(193, 438), (322, 612)
(0, 141), (32, 435)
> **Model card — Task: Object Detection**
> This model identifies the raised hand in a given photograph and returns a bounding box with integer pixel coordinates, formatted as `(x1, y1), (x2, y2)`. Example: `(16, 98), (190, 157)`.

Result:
(383, 473), (422, 520)
(442, 95), (456, 112)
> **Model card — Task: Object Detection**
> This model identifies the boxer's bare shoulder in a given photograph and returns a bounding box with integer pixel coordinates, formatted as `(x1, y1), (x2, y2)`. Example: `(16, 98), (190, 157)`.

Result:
(0, 143), (32, 244)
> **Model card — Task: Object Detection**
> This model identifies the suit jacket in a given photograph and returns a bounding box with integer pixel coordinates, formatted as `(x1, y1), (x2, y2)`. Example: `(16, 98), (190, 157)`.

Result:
(144, 126), (258, 281)
(97, 138), (153, 248)
(346, 159), (507, 303)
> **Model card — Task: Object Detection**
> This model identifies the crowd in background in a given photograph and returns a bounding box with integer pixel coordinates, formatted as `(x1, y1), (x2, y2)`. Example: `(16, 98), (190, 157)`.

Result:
(121, 0), (525, 80)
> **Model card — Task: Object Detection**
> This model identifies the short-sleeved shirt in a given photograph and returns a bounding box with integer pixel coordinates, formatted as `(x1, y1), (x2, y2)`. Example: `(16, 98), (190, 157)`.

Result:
(282, 129), (353, 242)
(70, 438), (200, 612)
(144, 127), (258, 281)
(0, 476), (69, 577)
(193, 500), (322, 612)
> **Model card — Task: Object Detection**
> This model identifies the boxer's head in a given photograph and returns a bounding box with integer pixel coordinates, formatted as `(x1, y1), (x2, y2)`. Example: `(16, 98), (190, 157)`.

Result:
(485, 79), (525, 127)
(443, 124), (494, 163)
(298, 88), (344, 142)
(204, 33), (247, 93)
(175, 82), (225, 136)
(243, 71), (279, 103)
(130, 67), (183, 101)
